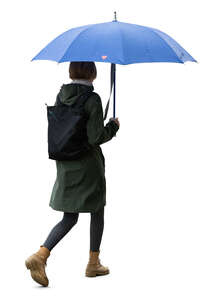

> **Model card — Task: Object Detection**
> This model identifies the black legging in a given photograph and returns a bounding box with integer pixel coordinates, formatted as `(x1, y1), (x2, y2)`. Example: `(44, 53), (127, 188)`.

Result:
(42, 207), (104, 252)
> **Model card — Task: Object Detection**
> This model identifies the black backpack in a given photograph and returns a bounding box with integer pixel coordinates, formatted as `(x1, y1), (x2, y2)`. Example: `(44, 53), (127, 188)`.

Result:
(45, 90), (96, 161)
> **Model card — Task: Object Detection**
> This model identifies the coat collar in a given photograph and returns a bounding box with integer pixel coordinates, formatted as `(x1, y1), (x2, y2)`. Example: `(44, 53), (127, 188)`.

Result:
(71, 79), (93, 87)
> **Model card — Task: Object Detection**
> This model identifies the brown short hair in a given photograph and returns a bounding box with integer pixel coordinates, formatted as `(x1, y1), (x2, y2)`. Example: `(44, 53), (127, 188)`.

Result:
(69, 61), (97, 81)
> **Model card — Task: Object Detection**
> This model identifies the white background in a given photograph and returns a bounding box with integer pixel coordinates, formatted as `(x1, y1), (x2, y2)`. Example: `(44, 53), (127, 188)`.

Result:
(1, 0), (215, 299)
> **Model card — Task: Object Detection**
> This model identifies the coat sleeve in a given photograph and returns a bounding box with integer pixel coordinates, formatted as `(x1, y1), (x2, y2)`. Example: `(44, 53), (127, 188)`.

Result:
(85, 94), (119, 146)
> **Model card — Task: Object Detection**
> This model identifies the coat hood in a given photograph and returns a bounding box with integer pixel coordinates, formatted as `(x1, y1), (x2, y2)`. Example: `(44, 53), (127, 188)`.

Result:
(58, 82), (94, 106)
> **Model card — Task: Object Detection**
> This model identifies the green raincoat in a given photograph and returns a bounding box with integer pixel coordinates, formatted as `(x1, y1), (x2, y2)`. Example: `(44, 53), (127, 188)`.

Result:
(49, 81), (119, 213)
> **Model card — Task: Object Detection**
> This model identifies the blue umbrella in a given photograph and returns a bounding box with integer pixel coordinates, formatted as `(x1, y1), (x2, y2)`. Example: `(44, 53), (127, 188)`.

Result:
(32, 12), (197, 119)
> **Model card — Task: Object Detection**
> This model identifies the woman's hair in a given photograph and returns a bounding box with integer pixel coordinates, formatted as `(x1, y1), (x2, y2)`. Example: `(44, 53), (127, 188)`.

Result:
(69, 61), (97, 81)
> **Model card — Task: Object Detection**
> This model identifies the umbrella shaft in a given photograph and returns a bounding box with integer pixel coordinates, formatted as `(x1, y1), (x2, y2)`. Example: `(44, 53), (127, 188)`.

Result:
(113, 64), (116, 118)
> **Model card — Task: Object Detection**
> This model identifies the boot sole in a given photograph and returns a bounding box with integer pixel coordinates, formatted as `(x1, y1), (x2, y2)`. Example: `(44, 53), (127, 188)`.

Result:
(25, 258), (49, 287)
(85, 269), (110, 277)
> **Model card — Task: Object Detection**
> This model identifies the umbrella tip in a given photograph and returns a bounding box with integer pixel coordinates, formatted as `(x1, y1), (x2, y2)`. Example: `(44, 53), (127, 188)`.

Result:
(113, 11), (117, 21)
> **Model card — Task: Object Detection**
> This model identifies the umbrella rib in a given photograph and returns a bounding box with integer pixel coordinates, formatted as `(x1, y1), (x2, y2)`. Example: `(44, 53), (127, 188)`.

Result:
(58, 24), (99, 63)
(146, 27), (184, 63)
(116, 22), (125, 64)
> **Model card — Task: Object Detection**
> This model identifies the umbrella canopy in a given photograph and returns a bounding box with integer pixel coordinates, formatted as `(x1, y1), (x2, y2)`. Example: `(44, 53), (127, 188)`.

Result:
(32, 20), (196, 64)
(32, 13), (197, 119)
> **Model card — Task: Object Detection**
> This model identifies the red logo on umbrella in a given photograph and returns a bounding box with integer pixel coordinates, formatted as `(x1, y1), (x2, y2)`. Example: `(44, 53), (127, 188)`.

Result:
(102, 55), (107, 60)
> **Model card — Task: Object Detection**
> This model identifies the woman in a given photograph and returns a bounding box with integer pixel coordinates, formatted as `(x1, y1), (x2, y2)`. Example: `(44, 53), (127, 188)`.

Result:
(25, 62), (120, 286)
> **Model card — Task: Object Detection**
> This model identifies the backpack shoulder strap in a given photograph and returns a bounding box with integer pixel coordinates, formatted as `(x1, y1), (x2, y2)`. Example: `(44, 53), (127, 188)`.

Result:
(74, 91), (95, 109)
(56, 93), (63, 106)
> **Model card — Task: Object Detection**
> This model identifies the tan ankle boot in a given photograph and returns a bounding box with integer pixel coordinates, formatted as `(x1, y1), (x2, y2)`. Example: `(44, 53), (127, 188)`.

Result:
(25, 245), (50, 287)
(85, 250), (110, 277)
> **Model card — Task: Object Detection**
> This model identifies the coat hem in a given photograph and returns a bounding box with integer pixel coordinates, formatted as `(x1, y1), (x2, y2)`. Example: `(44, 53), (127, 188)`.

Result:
(49, 202), (106, 213)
